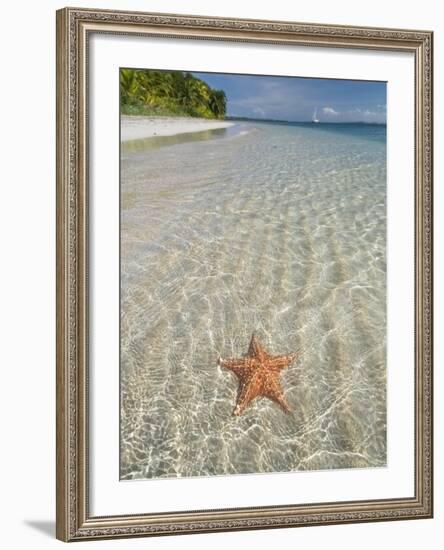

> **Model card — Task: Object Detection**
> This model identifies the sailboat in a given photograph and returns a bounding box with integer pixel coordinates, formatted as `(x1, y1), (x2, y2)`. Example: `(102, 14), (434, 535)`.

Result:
(312, 107), (320, 123)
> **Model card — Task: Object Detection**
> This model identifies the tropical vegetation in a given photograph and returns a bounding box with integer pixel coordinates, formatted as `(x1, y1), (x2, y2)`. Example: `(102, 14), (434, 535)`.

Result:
(120, 69), (227, 119)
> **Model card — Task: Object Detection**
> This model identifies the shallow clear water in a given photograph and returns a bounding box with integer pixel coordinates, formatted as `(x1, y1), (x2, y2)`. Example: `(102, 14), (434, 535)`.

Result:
(120, 121), (387, 480)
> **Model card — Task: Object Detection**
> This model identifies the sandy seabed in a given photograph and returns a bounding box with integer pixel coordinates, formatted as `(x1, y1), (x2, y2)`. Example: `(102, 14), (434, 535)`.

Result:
(120, 120), (387, 481)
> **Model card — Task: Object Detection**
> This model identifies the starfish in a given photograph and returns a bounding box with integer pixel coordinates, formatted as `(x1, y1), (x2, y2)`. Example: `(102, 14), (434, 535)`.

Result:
(218, 334), (297, 416)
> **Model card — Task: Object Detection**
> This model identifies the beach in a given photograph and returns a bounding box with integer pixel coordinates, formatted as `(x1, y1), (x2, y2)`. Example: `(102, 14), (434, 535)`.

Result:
(121, 115), (234, 142)
(120, 120), (387, 481)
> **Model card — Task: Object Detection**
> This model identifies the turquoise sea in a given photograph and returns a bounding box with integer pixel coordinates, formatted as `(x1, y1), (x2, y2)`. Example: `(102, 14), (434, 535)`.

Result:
(120, 121), (387, 480)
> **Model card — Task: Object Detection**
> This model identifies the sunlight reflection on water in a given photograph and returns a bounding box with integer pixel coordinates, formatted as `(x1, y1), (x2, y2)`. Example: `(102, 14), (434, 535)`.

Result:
(120, 121), (387, 481)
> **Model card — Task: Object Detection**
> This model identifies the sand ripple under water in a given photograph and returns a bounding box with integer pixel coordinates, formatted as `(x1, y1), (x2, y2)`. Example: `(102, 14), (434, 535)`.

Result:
(120, 122), (387, 480)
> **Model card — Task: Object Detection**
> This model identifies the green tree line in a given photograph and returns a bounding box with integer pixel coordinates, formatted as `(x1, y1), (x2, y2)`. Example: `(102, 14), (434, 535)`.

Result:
(120, 69), (227, 119)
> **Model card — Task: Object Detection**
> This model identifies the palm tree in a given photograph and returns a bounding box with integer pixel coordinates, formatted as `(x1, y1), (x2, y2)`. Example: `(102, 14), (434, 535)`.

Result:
(209, 90), (227, 118)
(120, 69), (139, 104)
(136, 71), (172, 106)
(120, 69), (227, 118)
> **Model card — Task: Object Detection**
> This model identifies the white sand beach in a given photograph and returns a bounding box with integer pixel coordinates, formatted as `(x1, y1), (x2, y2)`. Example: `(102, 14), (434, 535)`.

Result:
(121, 115), (234, 142)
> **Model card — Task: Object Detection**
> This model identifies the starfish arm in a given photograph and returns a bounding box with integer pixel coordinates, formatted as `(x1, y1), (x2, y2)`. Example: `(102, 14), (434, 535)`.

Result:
(218, 357), (254, 378)
(233, 377), (260, 416)
(268, 353), (297, 371)
(262, 377), (292, 413)
(248, 334), (269, 361)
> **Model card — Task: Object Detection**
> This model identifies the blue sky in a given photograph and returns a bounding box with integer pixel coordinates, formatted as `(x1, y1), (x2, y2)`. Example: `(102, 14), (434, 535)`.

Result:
(192, 72), (386, 123)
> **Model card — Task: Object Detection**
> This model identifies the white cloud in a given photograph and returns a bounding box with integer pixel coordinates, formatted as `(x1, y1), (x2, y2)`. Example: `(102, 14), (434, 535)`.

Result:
(228, 78), (304, 120)
(319, 105), (386, 123)
(322, 106), (339, 115)
(253, 107), (266, 117)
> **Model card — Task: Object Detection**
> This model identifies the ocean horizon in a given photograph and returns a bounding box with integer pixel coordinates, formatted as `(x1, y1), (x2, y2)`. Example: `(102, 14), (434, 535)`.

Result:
(226, 117), (386, 125)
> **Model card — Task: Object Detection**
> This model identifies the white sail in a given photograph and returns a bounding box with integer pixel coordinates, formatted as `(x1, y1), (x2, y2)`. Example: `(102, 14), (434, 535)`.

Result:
(312, 108), (320, 123)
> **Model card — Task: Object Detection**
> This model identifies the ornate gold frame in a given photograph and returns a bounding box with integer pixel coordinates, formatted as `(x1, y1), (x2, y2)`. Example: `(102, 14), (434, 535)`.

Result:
(56, 7), (433, 542)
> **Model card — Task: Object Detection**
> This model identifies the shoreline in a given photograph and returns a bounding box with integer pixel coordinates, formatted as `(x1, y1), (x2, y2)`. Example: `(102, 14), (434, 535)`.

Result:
(121, 115), (234, 142)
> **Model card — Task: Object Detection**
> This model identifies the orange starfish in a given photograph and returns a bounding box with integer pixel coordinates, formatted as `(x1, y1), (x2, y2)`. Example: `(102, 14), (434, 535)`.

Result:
(218, 334), (296, 416)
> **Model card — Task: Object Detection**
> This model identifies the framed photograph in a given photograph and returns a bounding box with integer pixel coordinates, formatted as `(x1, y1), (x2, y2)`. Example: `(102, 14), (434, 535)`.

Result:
(56, 7), (433, 542)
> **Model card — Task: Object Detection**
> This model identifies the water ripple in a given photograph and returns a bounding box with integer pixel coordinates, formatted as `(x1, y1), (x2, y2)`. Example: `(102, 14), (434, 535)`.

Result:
(120, 122), (387, 480)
